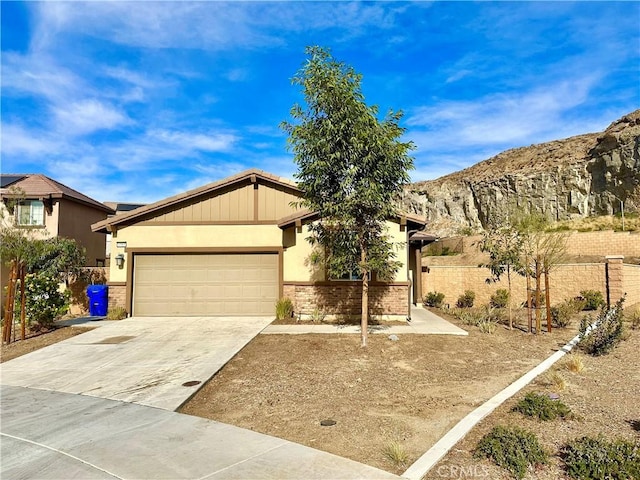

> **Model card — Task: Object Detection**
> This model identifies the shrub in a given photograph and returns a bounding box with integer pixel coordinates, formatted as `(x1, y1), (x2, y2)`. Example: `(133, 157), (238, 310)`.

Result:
(477, 319), (497, 334)
(309, 307), (325, 323)
(383, 440), (409, 467)
(474, 425), (548, 479)
(579, 297), (626, 356)
(275, 297), (294, 320)
(628, 309), (640, 330)
(453, 307), (484, 326)
(24, 273), (69, 330)
(563, 354), (585, 373)
(561, 436), (640, 480)
(423, 291), (445, 308)
(106, 306), (128, 320)
(551, 298), (584, 328)
(456, 290), (476, 308)
(512, 392), (571, 421)
(579, 290), (605, 311)
(490, 289), (510, 309)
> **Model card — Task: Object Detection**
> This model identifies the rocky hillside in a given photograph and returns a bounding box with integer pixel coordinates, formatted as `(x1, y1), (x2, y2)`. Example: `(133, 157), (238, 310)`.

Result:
(404, 110), (640, 236)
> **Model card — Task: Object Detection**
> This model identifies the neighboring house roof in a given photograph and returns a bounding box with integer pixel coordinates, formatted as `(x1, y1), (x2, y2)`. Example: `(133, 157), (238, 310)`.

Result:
(103, 202), (147, 215)
(0, 174), (114, 213)
(92, 169), (300, 233)
(277, 208), (428, 229)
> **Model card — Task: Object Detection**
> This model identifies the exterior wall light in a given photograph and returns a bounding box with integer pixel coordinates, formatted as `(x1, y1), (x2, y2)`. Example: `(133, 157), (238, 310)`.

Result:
(115, 254), (125, 269)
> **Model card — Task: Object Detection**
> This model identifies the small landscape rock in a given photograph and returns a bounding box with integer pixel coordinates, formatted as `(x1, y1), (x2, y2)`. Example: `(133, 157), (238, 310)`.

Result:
(388, 334), (399, 341)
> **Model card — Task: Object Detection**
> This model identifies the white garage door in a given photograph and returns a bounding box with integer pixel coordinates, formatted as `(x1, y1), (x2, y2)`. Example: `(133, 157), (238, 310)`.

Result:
(132, 253), (278, 316)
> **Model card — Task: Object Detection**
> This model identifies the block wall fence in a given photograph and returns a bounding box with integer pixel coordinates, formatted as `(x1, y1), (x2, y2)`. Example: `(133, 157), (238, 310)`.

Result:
(438, 230), (640, 258)
(422, 256), (637, 308)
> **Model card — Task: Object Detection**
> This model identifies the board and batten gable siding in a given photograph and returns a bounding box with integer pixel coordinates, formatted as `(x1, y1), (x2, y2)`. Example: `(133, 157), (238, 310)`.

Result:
(133, 179), (299, 225)
(257, 183), (300, 222)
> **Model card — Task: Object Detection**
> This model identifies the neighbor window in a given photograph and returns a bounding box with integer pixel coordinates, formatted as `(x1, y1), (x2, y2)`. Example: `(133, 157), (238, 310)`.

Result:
(16, 200), (45, 226)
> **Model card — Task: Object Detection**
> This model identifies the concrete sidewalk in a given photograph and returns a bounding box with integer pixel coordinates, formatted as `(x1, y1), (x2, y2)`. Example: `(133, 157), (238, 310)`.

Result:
(262, 306), (467, 336)
(1, 385), (400, 480)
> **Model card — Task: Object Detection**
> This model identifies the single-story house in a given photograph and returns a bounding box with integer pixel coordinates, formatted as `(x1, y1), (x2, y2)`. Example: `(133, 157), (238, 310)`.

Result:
(91, 169), (431, 319)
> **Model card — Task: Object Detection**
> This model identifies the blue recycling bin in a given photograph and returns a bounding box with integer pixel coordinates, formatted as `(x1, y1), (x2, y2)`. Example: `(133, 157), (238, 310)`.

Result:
(87, 285), (109, 316)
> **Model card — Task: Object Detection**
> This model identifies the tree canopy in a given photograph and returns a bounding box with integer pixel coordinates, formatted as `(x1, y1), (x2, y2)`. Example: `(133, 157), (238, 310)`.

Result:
(281, 46), (414, 346)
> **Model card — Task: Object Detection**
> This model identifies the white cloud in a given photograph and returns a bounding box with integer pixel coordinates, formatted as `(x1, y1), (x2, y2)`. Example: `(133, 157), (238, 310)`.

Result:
(407, 76), (602, 150)
(150, 130), (238, 153)
(30, 2), (424, 52)
(53, 100), (132, 136)
(1, 123), (61, 157)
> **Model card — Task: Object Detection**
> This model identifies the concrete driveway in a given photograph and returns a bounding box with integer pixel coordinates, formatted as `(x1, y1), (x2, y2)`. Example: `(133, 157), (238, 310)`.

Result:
(1, 317), (401, 479)
(0, 316), (273, 411)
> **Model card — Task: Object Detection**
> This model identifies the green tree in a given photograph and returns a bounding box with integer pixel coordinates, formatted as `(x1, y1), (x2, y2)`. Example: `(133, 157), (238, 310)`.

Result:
(281, 46), (414, 347)
(479, 223), (523, 329)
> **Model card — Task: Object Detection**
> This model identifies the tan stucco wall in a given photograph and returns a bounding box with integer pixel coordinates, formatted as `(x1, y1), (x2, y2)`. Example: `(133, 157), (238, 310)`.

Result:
(109, 224), (284, 282)
(108, 220), (410, 284)
(0, 200), (59, 240)
(282, 220), (408, 282)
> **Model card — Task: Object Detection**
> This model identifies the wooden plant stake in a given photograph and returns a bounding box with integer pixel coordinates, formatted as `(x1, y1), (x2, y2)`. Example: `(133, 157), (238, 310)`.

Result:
(20, 263), (26, 341)
(544, 269), (552, 333)
(3, 261), (17, 344)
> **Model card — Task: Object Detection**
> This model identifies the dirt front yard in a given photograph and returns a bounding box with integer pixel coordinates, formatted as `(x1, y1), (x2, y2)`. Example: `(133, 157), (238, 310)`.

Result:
(180, 317), (579, 475)
(424, 329), (640, 480)
(0, 326), (86, 363)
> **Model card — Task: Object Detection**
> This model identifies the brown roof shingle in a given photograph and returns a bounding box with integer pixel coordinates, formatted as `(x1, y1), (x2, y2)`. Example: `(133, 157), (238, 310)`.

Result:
(0, 174), (113, 213)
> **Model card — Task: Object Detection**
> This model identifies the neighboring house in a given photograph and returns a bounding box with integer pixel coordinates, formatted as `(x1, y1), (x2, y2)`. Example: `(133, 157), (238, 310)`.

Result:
(103, 202), (146, 260)
(0, 174), (114, 266)
(91, 169), (432, 319)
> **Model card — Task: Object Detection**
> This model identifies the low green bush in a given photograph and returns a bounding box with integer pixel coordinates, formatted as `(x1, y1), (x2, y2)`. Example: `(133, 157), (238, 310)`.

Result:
(561, 435), (640, 479)
(579, 290), (605, 311)
(551, 298), (585, 328)
(490, 289), (509, 309)
(474, 425), (548, 479)
(579, 297), (626, 356)
(275, 297), (294, 320)
(456, 290), (476, 308)
(512, 392), (571, 421)
(106, 306), (128, 320)
(25, 273), (69, 330)
(423, 291), (445, 308)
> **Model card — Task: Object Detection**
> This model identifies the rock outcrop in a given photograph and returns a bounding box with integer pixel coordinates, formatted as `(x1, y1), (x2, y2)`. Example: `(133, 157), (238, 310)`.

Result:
(404, 110), (640, 235)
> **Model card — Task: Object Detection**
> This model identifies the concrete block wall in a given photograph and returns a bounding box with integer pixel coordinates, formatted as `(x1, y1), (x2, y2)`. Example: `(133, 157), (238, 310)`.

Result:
(422, 264), (607, 307)
(622, 264), (640, 306)
(455, 230), (640, 259)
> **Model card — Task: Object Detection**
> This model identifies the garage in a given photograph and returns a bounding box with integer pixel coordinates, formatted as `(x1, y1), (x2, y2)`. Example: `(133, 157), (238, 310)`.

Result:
(132, 253), (279, 316)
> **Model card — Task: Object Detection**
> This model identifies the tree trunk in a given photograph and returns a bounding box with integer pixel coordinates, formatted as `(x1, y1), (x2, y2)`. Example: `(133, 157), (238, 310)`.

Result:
(526, 271), (533, 334)
(507, 268), (513, 330)
(535, 256), (542, 334)
(361, 246), (368, 348)
(545, 269), (552, 333)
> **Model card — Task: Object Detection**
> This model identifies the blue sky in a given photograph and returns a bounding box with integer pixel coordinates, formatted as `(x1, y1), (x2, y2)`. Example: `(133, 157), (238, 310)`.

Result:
(2, 1), (639, 204)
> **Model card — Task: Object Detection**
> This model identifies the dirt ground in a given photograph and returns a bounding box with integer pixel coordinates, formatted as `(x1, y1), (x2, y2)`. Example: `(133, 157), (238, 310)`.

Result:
(0, 327), (86, 363)
(180, 315), (580, 475)
(424, 328), (640, 480)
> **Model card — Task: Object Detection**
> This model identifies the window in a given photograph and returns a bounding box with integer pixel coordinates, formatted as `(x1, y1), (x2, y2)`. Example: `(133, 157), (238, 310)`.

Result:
(16, 200), (45, 226)
(332, 270), (372, 281)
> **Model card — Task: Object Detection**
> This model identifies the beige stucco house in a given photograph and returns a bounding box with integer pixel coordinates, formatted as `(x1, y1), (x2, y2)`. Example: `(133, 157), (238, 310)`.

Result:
(0, 174), (114, 266)
(91, 169), (430, 319)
